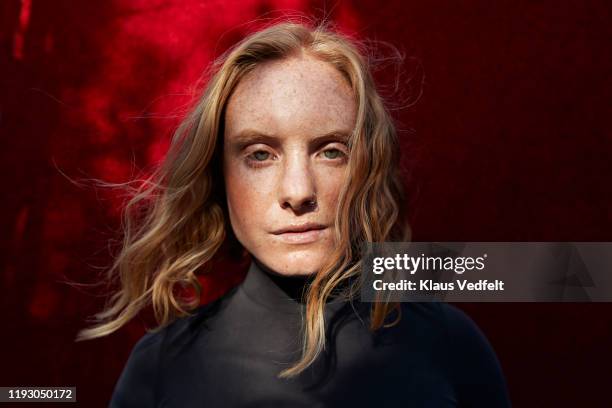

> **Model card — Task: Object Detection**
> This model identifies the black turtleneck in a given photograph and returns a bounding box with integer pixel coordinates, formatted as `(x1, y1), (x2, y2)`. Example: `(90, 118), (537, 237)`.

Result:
(253, 258), (313, 304)
(110, 260), (511, 407)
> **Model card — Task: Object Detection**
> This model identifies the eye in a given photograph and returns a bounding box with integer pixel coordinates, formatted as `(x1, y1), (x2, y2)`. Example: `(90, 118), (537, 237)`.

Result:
(251, 150), (270, 161)
(322, 148), (344, 159)
(244, 149), (274, 168)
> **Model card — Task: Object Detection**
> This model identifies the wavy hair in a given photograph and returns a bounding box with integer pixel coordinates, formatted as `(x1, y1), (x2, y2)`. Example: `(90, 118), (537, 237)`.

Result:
(77, 20), (411, 378)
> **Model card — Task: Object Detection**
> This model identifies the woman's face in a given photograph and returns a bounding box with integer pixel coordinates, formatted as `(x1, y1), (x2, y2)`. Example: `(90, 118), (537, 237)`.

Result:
(223, 54), (356, 276)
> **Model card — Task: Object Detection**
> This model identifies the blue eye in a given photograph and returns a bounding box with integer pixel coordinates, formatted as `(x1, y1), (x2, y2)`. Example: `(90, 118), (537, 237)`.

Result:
(323, 149), (342, 159)
(252, 151), (270, 161)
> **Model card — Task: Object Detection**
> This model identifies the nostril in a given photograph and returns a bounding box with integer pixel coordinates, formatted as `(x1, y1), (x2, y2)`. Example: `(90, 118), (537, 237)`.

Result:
(304, 199), (317, 208)
(280, 194), (318, 211)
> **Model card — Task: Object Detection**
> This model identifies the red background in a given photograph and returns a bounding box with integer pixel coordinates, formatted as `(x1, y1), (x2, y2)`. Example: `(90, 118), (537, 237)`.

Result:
(1, 1), (611, 406)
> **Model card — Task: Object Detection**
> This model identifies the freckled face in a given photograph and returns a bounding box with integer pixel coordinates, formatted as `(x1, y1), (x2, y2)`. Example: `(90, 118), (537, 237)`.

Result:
(223, 54), (356, 276)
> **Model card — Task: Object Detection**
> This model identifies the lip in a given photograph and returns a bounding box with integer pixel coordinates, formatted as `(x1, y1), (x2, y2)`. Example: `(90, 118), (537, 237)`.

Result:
(271, 223), (328, 244)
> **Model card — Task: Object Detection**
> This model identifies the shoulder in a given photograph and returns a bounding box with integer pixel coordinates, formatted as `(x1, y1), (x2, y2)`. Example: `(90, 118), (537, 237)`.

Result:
(396, 302), (499, 350)
(435, 303), (511, 407)
(109, 329), (164, 407)
(437, 303), (489, 344)
(109, 290), (236, 407)
(392, 303), (510, 406)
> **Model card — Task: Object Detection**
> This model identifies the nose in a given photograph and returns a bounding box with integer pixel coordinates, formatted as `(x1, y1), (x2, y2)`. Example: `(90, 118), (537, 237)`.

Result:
(278, 153), (317, 213)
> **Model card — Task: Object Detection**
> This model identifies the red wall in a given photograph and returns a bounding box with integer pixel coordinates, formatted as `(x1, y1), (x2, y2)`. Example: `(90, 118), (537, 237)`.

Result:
(1, 0), (611, 406)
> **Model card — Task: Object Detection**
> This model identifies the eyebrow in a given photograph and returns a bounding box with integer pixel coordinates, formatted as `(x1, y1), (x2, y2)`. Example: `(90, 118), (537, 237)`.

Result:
(228, 129), (351, 150)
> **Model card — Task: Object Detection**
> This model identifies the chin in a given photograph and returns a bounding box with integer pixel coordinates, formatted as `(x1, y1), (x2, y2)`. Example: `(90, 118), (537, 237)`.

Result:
(257, 248), (329, 277)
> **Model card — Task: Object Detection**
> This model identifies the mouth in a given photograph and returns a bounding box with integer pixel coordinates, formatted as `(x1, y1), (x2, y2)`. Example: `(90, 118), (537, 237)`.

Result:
(271, 223), (328, 244)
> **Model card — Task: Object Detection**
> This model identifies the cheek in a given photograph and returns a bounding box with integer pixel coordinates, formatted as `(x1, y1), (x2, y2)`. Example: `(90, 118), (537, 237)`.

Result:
(315, 166), (348, 206)
(224, 161), (273, 234)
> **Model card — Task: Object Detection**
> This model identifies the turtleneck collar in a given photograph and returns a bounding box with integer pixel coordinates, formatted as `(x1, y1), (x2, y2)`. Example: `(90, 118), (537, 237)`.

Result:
(239, 259), (314, 314)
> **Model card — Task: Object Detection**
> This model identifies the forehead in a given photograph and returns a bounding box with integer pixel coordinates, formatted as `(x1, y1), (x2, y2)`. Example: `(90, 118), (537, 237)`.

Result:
(224, 54), (356, 138)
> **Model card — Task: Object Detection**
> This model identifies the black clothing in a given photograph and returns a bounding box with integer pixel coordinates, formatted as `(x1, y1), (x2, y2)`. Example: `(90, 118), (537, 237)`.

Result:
(110, 260), (511, 407)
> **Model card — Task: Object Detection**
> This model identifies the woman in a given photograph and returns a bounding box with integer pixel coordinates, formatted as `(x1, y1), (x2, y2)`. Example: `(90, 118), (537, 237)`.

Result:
(78, 21), (511, 407)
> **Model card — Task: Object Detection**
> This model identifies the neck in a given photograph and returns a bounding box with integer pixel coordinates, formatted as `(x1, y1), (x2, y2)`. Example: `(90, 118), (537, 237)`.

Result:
(252, 259), (314, 304)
